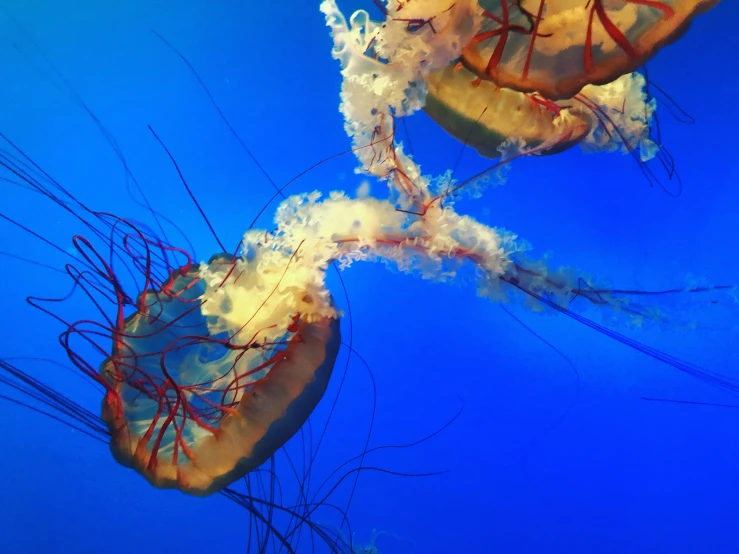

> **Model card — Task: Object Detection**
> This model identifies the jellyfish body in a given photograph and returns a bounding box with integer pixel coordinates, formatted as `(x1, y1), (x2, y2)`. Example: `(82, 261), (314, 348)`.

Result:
(100, 252), (341, 496)
(323, 0), (666, 199)
(461, 0), (719, 100)
(424, 65), (659, 161)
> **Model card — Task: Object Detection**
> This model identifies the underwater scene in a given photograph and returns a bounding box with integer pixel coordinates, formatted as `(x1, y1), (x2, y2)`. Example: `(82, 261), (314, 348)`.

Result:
(1, 0), (737, 552)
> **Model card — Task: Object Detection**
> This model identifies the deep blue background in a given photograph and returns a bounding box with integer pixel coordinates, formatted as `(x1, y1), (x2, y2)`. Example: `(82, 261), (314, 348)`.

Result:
(1, 1), (738, 552)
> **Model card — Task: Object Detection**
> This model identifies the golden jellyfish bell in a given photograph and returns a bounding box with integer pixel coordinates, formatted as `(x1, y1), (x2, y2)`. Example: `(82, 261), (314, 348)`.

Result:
(101, 253), (341, 496)
(460, 0), (719, 100)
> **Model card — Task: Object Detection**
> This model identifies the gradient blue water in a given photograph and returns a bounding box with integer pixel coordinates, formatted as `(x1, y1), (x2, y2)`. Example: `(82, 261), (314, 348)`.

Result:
(1, 1), (738, 552)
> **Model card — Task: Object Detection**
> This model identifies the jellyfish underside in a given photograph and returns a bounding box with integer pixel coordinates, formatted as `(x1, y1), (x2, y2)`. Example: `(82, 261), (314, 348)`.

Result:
(424, 64), (591, 157)
(461, 0), (719, 100)
(101, 254), (341, 497)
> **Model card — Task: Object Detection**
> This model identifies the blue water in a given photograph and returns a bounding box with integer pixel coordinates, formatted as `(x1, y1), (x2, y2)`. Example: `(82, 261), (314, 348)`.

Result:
(1, 1), (738, 552)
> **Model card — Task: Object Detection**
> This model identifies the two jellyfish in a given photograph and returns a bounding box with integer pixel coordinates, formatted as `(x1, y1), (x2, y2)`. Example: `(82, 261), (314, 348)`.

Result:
(81, 0), (720, 498)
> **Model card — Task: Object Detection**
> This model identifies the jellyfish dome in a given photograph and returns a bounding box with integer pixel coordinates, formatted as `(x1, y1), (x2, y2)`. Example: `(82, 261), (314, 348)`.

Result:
(461, 0), (720, 99)
(100, 243), (341, 496)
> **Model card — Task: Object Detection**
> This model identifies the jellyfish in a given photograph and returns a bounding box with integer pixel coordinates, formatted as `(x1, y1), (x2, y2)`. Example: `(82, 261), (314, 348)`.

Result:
(322, 0), (701, 193)
(460, 0), (720, 100)
(0, 153), (465, 546)
(0, 194), (334, 496)
(99, 246), (341, 496)
(0, 2), (463, 531)
(0, 107), (462, 546)
(0, 175), (442, 552)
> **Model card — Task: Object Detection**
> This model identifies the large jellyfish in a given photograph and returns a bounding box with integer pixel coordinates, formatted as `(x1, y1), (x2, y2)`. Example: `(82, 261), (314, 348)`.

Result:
(0, 7), (467, 551)
(0, 139), (451, 550)
(83, 235), (341, 496)
(322, 0), (715, 190)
